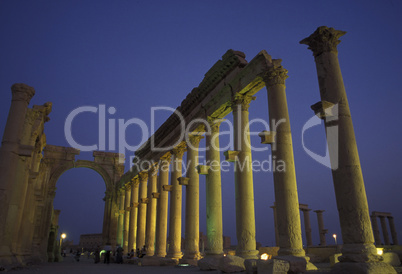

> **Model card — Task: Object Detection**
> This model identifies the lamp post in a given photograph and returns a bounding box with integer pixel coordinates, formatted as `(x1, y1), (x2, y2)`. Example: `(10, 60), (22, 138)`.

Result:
(333, 234), (337, 245)
(60, 233), (66, 256)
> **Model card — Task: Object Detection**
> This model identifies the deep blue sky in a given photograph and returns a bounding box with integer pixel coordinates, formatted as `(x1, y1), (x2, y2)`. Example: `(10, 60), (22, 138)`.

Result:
(1, 1), (401, 247)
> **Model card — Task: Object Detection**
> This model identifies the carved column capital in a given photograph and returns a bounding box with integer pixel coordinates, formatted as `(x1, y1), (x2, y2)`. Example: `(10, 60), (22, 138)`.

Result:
(231, 94), (256, 112)
(300, 26), (346, 57)
(171, 142), (187, 159)
(11, 83), (35, 103)
(131, 176), (140, 187)
(187, 134), (204, 148)
(207, 117), (224, 133)
(139, 171), (148, 182)
(263, 59), (288, 86)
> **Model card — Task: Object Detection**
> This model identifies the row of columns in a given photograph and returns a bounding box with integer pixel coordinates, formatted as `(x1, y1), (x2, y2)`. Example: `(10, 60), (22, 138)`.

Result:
(371, 212), (398, 246)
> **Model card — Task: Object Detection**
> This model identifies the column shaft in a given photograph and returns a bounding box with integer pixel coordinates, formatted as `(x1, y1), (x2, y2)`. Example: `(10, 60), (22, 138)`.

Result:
(155, 154), (171, 257)
(205, 119), (223, 256)
(388, 217), (398, 245)
(379, 216), (390, 245)
(315, 210), (327, 246)
(123, 185), (131, 252)
(145, 167), (158, 256)
(128, 178), (139, 252)
(302, 209), (313, 247)
(136, 172), (148, 250)
(232, 94), (258, 259)
(271, 205), (279, 246)
(371, 215), (381, 245)
(264, 61), (305, 257)
(116, 189), (125, 247)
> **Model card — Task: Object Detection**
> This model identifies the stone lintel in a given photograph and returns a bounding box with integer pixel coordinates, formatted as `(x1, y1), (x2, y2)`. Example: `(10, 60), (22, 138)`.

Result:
(299, 203), (310, 210)
(314, 210), (325, 213)
(141, 198), (149, 204)
(258, 130), (276, 144)
(162, 185), (173, 192)
(178, 177), (189, 186)
(372, 211), (392, 217)
(196, 165), (210, 175)
(152, 192), (160, 199)
(310, 101), (335, 119)
(224, 150), (240, 162)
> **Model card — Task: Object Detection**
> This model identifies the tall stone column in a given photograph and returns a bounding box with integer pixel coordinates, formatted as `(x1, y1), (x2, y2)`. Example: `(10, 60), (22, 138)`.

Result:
(232, 94), (258, 259)
(167, 142), (186, 260)
(128, 177), (139, 252)
(182, 134), (203, 262)
(145, 166), (158, 256)
(371, 214), (381, 245)
(314, 210), (327, 246)
(123, 184), (131, 252)
(205, 118), (223, 256)
(102, 191), (113, 244)
(116, 189), (125, 247)
(263, 61), (305, 257)
(136, 172), (148, 250)
(379, 216), (390, 245)
(301, 27), (395, 273)
(271, 204), (279, 246)
(388, 216), (398, 245)
(155, 153), (171, 257)
(301, 208), (313, 247)
(0, 84), (35, 257)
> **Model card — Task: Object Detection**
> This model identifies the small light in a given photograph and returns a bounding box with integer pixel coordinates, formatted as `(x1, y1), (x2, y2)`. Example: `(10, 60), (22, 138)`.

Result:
(61, 233), (66, 239)
(260, 253), (269, 260)
(377, 248), (383, 256)
(223, 254), (227, 257)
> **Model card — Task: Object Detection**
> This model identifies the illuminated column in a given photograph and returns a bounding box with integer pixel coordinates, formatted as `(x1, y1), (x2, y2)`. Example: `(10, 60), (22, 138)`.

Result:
(205, 118), (223, 256)
(232, 94), (258, 259)
(371, 214), (381, 245)
(182, 134), (203, 261)
(155, 153), (171, 257)
(301, 27), (384, 265)
(379, 216), (390, 245)
(145, 166), (158, 256)
(123, 184), (131, 252)
(102, 191), (113, 244)
(301, 208), (313, 247)
(116, 189), (125, 247)
(109, 191), (119, 248)
(136, 172), (148, 250)
(263, 61), (304, 257)
(388, 216), (398, 245)
(128, 177), (139, 252)
(167, 142), (186, 259)
(314, 210), (327, 246)
(0, 84), (35, 256)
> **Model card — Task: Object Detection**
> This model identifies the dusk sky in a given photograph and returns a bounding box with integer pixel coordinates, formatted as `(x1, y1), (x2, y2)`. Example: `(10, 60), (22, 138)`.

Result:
(1, 1), (401, 247)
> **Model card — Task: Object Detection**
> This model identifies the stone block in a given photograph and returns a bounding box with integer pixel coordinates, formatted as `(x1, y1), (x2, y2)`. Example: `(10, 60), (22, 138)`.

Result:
(198, 256), (221, 270)
(219, 255), (245, 273)
(257, 258), (290, 274)
(274, 255), (309, 273)
(244, 259), (257, 274)
(330, 253), (341, 267)
(382, 252), (401, 266)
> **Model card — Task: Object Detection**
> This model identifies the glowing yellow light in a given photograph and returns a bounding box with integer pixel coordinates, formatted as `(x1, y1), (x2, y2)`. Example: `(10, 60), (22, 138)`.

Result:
(61, 233), (66, 239)
(377, 248), (383, 256)
(260, 253), (269, 260)
(332, 234), (336, 239)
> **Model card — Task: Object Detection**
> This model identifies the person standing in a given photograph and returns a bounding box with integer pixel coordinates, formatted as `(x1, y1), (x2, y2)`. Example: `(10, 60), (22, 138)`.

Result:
(103, 243), (111, 264)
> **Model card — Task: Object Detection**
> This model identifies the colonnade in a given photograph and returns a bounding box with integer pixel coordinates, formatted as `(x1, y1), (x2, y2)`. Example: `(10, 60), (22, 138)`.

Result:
(371, 212), (398, 246)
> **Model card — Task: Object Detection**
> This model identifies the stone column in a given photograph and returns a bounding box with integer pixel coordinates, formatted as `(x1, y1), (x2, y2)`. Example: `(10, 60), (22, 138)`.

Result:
(271, 204), (279, 246)
(314, 210), (327, 246)
(371, 214), (381, 245)
(263, 61), (305, 257)
(301, 208), (313, 247)
(0, 84), (35, 257)
(155, 153), (171, 257)
(388, 216), (398, 245)
(109, 191), (119, 248)
(145, 166), (158, 256)
(116, 189), (125, 247)
(167, 142), (186, 259)
(123, 184), (131, 252)
(102, 191), (111, 244)
(231, 94), (258, 259)
(128, 177), (139, 252)
(182, 134), (203, 262)
(205, 118), (223, 256)
(379, 216), (390, 245)
(136, 172), (148, 250)
(300, 27), (394, 272)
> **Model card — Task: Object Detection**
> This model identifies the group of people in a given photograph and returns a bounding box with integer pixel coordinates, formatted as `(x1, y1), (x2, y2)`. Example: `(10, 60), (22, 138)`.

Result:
(95, 244), (147, 264)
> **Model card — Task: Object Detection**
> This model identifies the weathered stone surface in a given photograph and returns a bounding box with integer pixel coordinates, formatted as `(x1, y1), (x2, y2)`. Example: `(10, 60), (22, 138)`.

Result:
(257, 258), (290, 274)
(244, 259), (257, 274)
(331, 261), (397, 274)
(382, 252), (401, 267)
(274, 255), (313, 273)
(198, 256), (221, 270)
(219, 255), (245, 273)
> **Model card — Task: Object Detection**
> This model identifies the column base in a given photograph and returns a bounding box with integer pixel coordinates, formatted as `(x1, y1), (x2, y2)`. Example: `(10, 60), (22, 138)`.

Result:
(235, 249), (259, 260)
(340, 243), (380, 263)
(331, 261), (396, 274)
(166, 251), (182, 260)
(179, 257), (200, 266)
(205, 251), (224, 257)
(154, 252), (167, 258)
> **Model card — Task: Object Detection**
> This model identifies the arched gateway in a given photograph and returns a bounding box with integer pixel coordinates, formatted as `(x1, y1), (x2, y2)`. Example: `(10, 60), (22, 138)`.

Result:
(43, 145), (124, 257)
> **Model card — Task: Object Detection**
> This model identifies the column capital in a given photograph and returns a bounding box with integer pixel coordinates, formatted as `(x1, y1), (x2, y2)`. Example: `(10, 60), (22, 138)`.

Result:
(231, 94), (256, 112)
(139, 172), (148, 182)
(314, 210), (325, 214)
(171, 142), (187, 159)
(207, 117), (224, 133)
(300, 26), (346, 57)
(11, 83), (35, 103)
(131, 176), (140, 187)
(263, 59), (288, 86)
(160, 152), (172, 163)
(187, 134), (204, 148)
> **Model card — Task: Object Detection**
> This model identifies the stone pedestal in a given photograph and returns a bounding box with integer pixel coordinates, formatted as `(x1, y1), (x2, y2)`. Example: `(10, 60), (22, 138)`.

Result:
(167, 143), (186, 259)
(136, 172), (148, 250)
(155, 154), (171, 257)
(301, 26), (396, 273)
(264, 60), (305, 257)
(128, 177), (139, 251)
(145, 166), (158, 256)
(232, 94), (258, 259)
(182, 134), (203, 261)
